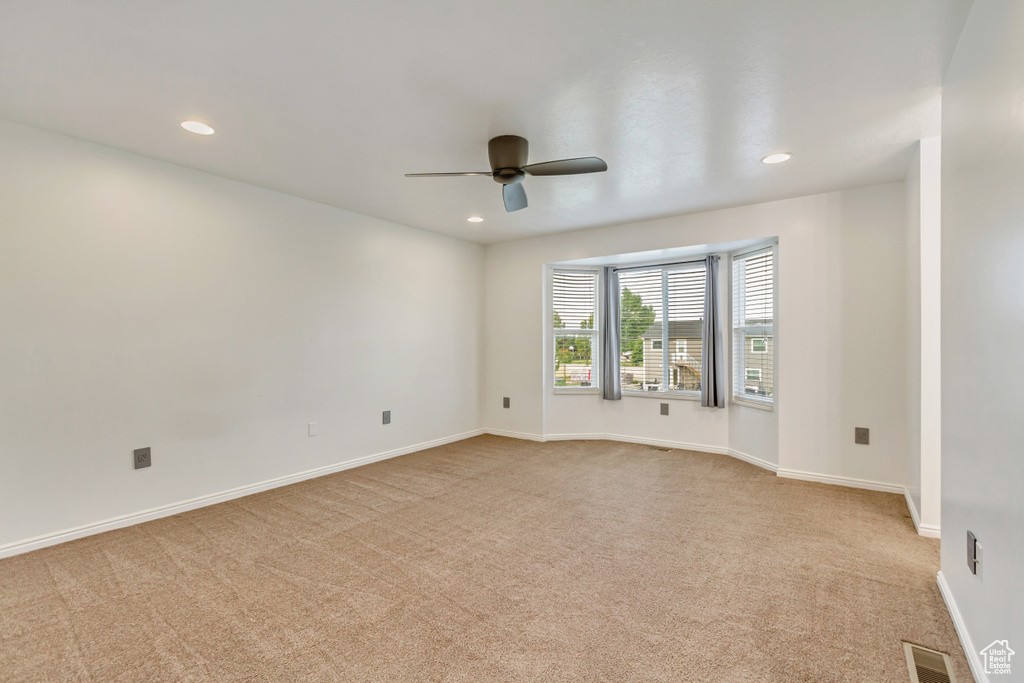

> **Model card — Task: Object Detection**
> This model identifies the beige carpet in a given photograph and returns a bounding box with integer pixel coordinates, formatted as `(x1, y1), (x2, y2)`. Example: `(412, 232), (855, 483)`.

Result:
(1, 435), (970, 682)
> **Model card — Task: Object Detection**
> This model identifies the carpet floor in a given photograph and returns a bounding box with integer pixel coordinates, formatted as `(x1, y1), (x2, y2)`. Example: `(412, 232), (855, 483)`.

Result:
(1, 435), (970, 682)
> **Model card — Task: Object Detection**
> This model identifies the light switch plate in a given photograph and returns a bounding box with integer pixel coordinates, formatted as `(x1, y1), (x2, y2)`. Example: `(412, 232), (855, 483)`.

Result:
(660, 403), (669, 416)
(382, 410), (391, 425)
(308, 422), (318, 436)
(503, 397), (510, 409)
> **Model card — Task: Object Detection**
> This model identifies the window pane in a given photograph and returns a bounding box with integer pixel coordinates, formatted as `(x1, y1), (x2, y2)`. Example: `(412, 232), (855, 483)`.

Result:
(742, 331), (773, 396)
(552, 269), (598, 390)
(666, 268), (705, 391)
(619, 270), (662, 391)
(554, 334), (594, 387)
(733, 249), (774, 402)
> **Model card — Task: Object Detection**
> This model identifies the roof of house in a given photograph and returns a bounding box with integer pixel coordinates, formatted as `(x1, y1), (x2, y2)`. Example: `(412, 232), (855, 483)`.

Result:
(640, 321), (703, 339)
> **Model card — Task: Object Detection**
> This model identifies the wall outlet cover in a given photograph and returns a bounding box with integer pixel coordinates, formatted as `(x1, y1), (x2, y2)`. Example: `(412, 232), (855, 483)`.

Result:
(308, 422), (318, 437)
(503, 397), (510, 409)
(854, 427), (869, 445)
(133, 447), (151, 470)
(382, 410), (391, 425)
(660, 403), (669, 416)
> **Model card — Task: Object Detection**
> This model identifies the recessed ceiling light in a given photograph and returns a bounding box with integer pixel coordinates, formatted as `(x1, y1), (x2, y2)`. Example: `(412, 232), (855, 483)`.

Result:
(181, 120), (215, 136)
(467, 216), (484, 223)
(761, 152), (791, 164)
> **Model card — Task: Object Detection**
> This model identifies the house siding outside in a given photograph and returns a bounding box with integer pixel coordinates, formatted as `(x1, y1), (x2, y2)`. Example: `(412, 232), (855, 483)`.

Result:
(626, 321), (704, 392)
(739, 333), (774, 397)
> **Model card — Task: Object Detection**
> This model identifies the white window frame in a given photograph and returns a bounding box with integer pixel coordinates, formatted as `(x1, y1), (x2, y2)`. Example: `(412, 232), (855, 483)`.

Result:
(731, 243), (776, 410)
(550, 266), (601, 394)
(620, 262), (705, 401)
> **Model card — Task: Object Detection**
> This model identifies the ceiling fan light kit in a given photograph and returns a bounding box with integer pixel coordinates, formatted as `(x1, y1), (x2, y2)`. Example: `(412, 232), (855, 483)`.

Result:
(405, 135), (607, 213)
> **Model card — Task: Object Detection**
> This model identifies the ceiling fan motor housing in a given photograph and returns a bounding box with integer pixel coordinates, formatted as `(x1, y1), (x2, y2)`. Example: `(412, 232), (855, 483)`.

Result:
(493, 168), (525, 185)
(489, 135), (529, 184)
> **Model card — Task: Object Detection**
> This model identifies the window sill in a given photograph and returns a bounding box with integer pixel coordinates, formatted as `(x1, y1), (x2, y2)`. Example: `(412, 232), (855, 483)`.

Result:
(732, 396), (774, 411)
(622, 390), (700, 401)
(553, 387), (600, 395)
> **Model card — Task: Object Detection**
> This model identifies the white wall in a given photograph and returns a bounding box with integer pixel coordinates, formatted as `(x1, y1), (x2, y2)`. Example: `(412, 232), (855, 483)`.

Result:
(920, 136), (943, 534)
(940, 0), (1024, 673)
(0, 120), (483, 551)
(483, 182), (907, 485)
(905, 143), (923, 515)
(904, 135), (943, 536)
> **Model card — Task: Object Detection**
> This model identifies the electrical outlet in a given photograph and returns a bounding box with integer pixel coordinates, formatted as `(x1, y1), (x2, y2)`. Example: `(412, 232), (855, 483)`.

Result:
(503, 397), (510, 409)
(308, 422), (318, 437)
(382, 410), (391, 425)
(133, 447), (151, 470)
(660, 403), (669, 416)
(967, 530), (982, 578)
(854, 427), (869, 445)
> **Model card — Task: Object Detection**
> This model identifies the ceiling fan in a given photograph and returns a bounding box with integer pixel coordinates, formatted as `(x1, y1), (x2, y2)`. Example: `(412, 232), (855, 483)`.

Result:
(405, 135), (607, 212)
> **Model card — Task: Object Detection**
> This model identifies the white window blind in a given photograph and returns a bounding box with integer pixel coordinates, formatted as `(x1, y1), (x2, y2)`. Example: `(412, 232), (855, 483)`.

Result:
(619, 263), (705, 393)
(552, 269), (598, 389)
(732, 248), (774, 404)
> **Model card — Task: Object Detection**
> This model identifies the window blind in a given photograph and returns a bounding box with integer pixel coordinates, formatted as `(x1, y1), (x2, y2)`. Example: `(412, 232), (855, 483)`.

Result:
(732, 248), (774, 403)
(552, 270), (598, 388)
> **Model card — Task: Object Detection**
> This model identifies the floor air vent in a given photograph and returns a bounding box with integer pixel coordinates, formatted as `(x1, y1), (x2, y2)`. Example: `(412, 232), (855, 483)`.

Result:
(903, 643), (957, 683)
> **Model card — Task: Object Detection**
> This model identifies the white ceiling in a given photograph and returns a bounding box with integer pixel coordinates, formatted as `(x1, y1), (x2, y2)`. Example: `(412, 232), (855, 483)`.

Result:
(0, 1), (971, 244)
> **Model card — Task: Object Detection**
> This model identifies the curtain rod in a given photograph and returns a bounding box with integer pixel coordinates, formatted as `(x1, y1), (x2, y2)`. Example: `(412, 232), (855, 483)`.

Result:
(612, 256), (708, 273)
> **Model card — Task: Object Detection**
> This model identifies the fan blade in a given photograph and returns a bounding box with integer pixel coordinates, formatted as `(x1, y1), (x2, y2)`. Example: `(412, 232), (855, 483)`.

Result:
(522, 156), (607, 176)
(502, 183), (528, 212)
(489, 135), (529, 170)
(405, 172), (491, 177)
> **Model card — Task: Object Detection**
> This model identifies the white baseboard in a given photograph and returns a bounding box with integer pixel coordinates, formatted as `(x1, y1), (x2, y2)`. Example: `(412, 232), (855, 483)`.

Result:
(484, 430), (778, 473)
(776, 468), (905, 494)
(904, 488), (941, 538)
(486, 432), (906, 495)
(937, 570), (988, 683)
(482, 428), (546, 442)
(905, 488), (922, 531)
(725, 447), (779, 473)
(0, 429), (485, 559)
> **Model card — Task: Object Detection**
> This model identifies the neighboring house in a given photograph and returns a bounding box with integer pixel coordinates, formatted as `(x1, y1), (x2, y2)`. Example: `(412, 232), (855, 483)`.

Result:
(633, 320), (774, 396)
(738, 324), (774, 398)
(636, 321), (704, 391)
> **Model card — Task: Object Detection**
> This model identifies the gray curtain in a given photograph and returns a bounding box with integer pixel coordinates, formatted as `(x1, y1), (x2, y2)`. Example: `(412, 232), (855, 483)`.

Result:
(601, 266), (621, 400)
(701, 255), (726, 408)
